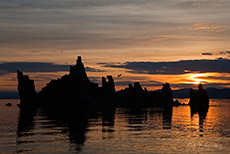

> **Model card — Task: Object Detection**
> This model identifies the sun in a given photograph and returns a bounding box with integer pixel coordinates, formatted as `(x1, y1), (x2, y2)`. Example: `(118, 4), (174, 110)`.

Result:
(190, 73), (206, 84)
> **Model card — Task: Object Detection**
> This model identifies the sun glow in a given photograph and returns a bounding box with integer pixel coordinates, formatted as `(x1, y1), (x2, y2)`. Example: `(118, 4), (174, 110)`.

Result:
(189, 73), (206, 85)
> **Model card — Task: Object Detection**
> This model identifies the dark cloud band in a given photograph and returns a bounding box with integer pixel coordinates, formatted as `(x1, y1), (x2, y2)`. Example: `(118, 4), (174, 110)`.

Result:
(0, 62), (103, 75)
(100, 58), (230, 75)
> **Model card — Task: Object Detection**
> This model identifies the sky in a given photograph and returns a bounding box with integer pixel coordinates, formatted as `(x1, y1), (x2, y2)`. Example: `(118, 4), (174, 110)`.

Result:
(0, 0), (230, 91)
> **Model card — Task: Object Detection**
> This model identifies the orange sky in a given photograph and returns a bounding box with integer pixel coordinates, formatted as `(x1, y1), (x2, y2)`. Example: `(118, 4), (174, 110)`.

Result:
(0, 0), (230, 91)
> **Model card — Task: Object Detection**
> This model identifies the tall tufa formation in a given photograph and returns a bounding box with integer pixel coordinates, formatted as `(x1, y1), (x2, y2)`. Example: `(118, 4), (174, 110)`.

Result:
(101, 75), (115, 104)
(69, 56), (89, 82)
(102, 76), (115, 94)
(189, 83), (209, 108)
(38, 56), (99, 109)
(17, 70), (37, 106)
(162, 83), (173, 103)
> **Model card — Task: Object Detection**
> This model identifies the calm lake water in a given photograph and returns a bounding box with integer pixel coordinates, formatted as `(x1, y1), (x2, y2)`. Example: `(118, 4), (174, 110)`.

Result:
(0, 99), (230, 154)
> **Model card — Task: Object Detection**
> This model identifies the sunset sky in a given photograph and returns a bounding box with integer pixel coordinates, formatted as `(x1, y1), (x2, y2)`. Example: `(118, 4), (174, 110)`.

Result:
(0, 0), (230, 91)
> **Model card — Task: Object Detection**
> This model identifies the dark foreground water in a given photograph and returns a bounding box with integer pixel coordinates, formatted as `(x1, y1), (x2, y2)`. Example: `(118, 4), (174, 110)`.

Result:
(0, 99), (230, 154)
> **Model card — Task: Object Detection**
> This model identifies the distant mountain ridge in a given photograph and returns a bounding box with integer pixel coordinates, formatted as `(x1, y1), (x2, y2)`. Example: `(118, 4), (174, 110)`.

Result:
(0, 88), (230, 99)
(0, 91), (19, 99)
(172, 88), (230, 99)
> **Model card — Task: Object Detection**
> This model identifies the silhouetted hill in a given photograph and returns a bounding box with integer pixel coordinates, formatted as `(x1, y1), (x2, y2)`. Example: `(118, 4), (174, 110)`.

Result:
(206, 88), (230, 99)
(0, 91), (19, 99)
(172, 89), (190, 98)
(172, 88), (230, 99)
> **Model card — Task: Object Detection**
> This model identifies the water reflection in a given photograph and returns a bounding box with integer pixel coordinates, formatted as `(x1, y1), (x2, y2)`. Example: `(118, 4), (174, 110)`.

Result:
(17, 108), (36, 138)
(15, 104), (216, 153)
(190, 107), (209, 137)
(123, 107), (173, 131)
(16, 108), (36, 153)
(162, 107), (172, 129)
(102, 106), (115, 127)
(102, 106), (115, 140)
(16, 108), (92, 153)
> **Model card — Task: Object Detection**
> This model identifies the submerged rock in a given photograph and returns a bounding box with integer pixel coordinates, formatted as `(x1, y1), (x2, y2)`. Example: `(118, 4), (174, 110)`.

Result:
(5, 103), (12, 106)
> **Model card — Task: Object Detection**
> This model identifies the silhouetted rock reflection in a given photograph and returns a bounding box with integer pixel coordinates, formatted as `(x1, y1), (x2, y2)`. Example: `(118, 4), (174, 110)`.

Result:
(162, 107), (173, 129)
(190, 106), (209, 137)
(126, 108), (148, 132)
(16, 105), (177, 153)
(102, 106), (115, 127)
(17, 107), (36, 138)
(124, 107), (173, 131)
(16, 107), (101, 153)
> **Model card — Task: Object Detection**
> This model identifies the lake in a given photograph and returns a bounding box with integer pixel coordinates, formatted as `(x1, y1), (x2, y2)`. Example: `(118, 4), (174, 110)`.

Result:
(0, 99), (230, 154)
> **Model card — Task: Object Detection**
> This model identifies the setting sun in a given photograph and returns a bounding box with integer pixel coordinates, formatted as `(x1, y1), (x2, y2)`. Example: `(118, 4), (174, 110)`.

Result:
(191, 73), (206, 84)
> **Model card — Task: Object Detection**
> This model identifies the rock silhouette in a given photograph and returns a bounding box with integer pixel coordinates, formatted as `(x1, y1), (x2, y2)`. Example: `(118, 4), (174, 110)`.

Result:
(17, 70), (37, 107)
(15, 56), (213, 153)
(17, 56), (182, 110)
(115, 81), (180, 107)
(102, 75), (115, 103)
(5, 103), (12, 106)
(115, 82), (148, 107)
(38, 56), (101, 112)
(189, 83), (209, 108)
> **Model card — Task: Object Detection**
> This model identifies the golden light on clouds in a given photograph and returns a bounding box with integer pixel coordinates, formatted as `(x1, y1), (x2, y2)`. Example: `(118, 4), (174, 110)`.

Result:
(190, 73), (206, 85)
(191, 22), (230, 32)
(184, 72), (230, 86)
(0, 0), (230, 92)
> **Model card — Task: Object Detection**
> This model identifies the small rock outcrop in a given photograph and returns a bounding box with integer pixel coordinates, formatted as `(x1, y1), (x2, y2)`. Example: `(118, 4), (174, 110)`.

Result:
(5, 103), (12, 106)
(115, 82), (179, 107)
(115, 82), (148, 107)
(189, 83), (209, 108)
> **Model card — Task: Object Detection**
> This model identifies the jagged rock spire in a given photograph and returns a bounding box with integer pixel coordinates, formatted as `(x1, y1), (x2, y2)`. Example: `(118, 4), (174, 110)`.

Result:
(17, 70), (36, 105)
(69, 56), (88, 80)
(189, 83), (209, 108)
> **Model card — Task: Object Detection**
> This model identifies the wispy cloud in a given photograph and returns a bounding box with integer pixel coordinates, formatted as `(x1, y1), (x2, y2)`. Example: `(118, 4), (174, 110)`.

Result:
(219, 51), (230, 55)
(201, 51), (230, 56)
(202, 52), (213, 56)
(198, 75), (230, 81)
(144, 35), (177, 42)
(191, 23), (230, 32)
(12, 37), (22, 41)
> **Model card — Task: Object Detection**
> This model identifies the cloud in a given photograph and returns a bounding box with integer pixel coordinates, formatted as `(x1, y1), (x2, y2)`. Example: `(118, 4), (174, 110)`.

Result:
(85, 66), (104, 72)
(198, 75), (230, 81)
(219, 51), (230, 55)
(202, 52), (213, 56)
(202, 51), (230, 56)
(100, 58), (230, 75)
(144, 35), (177, 42)
(190, 23), (230, 32)
(191, 25), (222, 31)
(0, 62), (103, 76)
